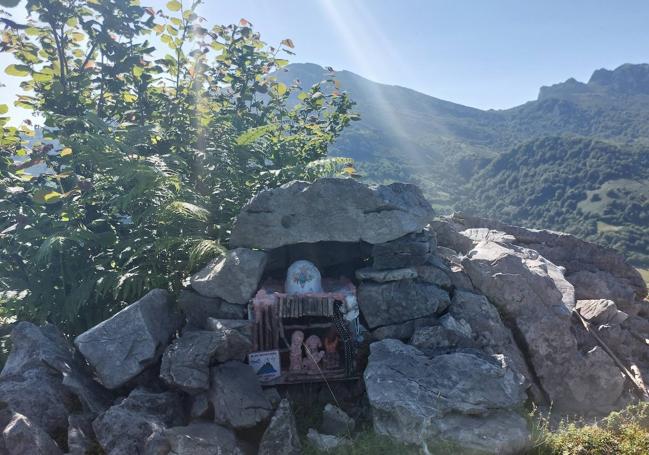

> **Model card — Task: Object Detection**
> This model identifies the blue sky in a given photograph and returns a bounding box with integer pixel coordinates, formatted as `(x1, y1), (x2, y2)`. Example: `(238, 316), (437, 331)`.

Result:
(2, 0), (649, 122)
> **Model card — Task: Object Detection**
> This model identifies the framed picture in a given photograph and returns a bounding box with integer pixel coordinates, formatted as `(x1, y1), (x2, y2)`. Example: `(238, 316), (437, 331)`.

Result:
(248, 350), (281, 382)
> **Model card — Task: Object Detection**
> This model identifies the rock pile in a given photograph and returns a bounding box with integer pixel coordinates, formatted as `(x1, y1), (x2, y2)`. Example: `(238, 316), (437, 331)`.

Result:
(0, 177), (646, 454)
(431, 214), (648, 412)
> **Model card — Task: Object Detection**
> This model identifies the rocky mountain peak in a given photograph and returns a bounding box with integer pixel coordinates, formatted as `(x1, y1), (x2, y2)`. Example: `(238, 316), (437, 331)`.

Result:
(589, 63), (649, 94)
(539, 63), (649, 100)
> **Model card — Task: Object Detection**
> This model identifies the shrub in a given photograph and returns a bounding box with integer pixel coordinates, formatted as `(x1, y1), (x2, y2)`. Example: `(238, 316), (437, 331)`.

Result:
(0, 0), (357, 334)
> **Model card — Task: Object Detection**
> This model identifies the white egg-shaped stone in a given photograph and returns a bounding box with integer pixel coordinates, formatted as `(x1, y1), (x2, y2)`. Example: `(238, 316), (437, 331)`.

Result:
(285, 260), (323, 295)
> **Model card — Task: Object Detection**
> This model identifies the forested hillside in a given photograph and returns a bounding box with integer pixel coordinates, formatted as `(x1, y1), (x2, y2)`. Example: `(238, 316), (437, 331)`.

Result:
(282, 63), (649, 268)
(463, 136), (649, 266)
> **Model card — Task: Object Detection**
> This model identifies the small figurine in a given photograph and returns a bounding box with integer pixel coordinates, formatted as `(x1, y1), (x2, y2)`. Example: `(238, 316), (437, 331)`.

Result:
(289, 331), (304, 371)
(302, 334), (325, 372)
(323, 328), (340, 370)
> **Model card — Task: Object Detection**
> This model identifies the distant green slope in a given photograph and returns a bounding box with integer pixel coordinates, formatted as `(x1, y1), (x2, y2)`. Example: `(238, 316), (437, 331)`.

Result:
(461, 136), (649, 266)
(281, 63), (649, 266)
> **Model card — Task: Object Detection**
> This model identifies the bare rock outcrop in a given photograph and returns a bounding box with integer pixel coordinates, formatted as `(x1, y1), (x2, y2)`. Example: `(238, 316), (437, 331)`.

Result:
(190, 248), (268, 304)
(364, 339), (531, 454)
(230, 178), (435, 249)
(443, 213), (647, 312)
(75, 289), (182, 389)
(462, 240), (625, 411)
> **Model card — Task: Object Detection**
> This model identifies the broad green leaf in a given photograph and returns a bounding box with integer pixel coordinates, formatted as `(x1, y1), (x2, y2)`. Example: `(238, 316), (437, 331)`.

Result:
(235, 125), (276, 146)
(166, 0), (181, 12)
(122, 92), (137, 102)
(133, 66), (144, 78)
(43, 191), (62, 202)
(276, 82), (287, 96)
(0, 104), (7, 115)
(70, 32), (85, 42)
(32, 188), (59, 203)
(33, 72), (53, 83)
(14, 100), (34, 110)
(25, 27), (41, 36)
(161, 34), (173, 45)
(5, 64), (30, 77)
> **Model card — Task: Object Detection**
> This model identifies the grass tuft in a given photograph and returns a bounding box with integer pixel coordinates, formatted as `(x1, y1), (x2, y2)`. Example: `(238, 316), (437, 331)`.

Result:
(530, 402), (649, 455)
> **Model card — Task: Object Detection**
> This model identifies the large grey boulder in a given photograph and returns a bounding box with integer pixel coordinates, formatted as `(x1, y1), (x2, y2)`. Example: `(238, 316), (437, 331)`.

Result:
(306, 428), (351, 452)
(0, 323), (74, 435)
(178, 290), (244, 329)
(0, 369), (73, 438)
(446, 213), (648, 309)
(371, 316), (436, 341)
(449, 290), (534, 391)
(2, 412), (62, 455)
(190, 248), (267, 304)
(428, 410), (532, 455)
(67, 414), (96, 455)
(0, 322), (110, 436)
(409, 325), (479, 354)
(371, 230), (435, 270)
(209, 361), (273, 429)
(93, 388), (185, 455)
(321, 403), (355, 436)
(414, 265), (452, 288)
(230, 178), (434, 249)
(364, 339), (530, 454)
(189, 393), (211, 420)
(566, 347), (626, 410)
(1, 322), (72, 377)
(462, 240), (624, 411)
(147, 421), (245, 455)
(75, 289), (182, 389)
(263, 388), (283, 410)
(596, 315), (649, 382)
(576, 299), (628, 326)
(355, 267), (418, 283)
(160, 328), (252, 393)
(570, 270), (640, 313)
(258, 399), (302, 455)
(357, 280), (449, 329)
(205, 318), (255, 341)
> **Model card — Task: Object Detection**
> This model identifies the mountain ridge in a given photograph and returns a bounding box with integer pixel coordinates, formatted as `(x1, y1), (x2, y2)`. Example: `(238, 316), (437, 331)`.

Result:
(280, 62), (649, 268)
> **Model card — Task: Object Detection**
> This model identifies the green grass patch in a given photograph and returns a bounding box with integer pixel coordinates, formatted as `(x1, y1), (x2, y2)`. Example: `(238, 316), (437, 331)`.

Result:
(578, 178), (649, 217)
(597, 221), (623, 233)
(302, 428), (422, 455)
(530, 403), (649, 455)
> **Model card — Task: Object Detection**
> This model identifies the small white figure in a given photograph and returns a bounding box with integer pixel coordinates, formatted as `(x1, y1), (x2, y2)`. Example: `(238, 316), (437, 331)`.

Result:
(285, 260), (323, 294)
